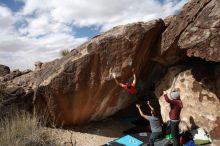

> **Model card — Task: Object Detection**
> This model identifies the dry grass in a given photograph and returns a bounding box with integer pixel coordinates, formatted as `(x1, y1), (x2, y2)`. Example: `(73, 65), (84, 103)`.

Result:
(0, 83), (6, 93)
(0, 111), (59, 146)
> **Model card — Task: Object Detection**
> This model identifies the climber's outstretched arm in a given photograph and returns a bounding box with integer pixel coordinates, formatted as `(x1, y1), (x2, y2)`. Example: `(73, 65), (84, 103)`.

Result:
(163, 91), (170, 102)
(132, 68), (136, 85)
(147, 101), (154, 111)
(114, 76), (126, 88)
(136, 104), (148, 120)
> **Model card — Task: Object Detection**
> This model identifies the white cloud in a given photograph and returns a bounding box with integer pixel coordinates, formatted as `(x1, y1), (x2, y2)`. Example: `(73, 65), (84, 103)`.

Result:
(0, 6), (13, 29)
(0, 32), (87, 69)
(0, 4), (88, 70)
(0, 0), (188, 70)
(19, 0), (187, 30)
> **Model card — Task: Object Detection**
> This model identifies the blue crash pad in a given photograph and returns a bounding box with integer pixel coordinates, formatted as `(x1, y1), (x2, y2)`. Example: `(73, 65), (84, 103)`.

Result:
(115, 135), (143, 146)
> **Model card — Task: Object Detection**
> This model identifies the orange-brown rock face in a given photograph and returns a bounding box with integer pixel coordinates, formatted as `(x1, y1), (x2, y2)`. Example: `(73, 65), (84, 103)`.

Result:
(156, 62), (220, 138)
(157, 0), (220, 65)
(154, 0), (220, 138)
(33, 20), (165, 125)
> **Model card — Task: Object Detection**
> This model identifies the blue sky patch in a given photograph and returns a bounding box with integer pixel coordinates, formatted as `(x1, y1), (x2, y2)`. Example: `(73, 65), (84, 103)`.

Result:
(0, 0), (23, 12)
(73, 26), (101, 38)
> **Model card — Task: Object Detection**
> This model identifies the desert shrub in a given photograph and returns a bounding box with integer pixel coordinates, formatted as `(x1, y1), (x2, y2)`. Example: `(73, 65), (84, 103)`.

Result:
(0, 84), (6, 107)
(0, 111), (59, 146)
(60, 49), (70, 57)
(0, 83), (6, 92)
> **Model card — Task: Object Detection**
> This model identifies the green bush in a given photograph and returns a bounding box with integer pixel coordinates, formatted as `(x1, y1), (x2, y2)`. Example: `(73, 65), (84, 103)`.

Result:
(60, 49), (70, 57)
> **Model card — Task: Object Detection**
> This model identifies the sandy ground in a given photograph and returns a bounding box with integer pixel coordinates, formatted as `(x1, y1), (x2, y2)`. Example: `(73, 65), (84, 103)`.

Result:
(48, 117), (134, 146)
(44, 117), (220, 146)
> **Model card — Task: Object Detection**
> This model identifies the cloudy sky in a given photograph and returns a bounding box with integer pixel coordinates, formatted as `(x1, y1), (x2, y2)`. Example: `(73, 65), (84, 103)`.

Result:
(0, 0), (188, 70)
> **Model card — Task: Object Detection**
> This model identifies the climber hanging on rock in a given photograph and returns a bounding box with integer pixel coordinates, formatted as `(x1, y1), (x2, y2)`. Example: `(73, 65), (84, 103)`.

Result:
(113, 68), (137, 95)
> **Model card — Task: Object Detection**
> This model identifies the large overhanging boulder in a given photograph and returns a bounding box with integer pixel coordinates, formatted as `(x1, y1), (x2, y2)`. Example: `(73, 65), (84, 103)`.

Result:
(33, 20), (165, 125)
(156, 61), (220, 138)
(156, 0), (220, 65)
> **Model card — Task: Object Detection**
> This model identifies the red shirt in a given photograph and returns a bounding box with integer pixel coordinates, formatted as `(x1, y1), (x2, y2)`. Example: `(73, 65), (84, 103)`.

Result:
(120, 83), (137, 94)
(164, 94), (183, 120)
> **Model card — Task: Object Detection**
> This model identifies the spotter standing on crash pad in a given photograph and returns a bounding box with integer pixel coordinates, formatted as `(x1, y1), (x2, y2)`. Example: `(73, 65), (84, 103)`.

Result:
(163, 89), (183, 146)
(136, 101), (163, 146)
